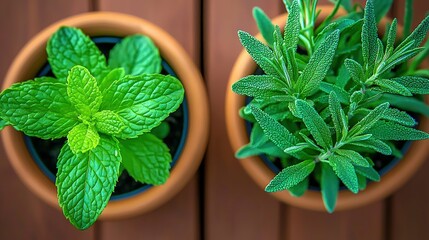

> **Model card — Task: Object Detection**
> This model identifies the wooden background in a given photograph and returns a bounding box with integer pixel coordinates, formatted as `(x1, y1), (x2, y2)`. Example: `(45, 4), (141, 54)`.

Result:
(0, 0), (428, 239)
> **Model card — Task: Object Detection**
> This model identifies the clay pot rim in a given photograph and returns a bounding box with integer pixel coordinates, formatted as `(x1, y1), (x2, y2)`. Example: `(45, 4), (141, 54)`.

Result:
(225, 6), (429, 212)
(2, 11), (209, 219)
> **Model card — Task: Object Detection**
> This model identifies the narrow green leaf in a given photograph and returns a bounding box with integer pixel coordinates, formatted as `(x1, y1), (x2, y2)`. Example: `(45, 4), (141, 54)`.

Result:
(348, 138), (392, 155)
(381, 94), (429, 116)
(109, 35), (161, 75)
(101, 74), (184, 138)
(296, 99), (332, 148)
(403, 0), (414, 37)
(373, 0), (393, 22)
(321, 163), (339, 213)
(232, 75), (287, 98)
(335, 149), (370, 167)
(349, 102), (389, 136)
(288, 177), (309, 197)
(67, 123), (99, 154)
(336, 64), (351, 88)
(329, 92), (347, 142)
(362, 0), (378, 73)
(385, 19), (398, 57)
(93, 110), (126, 135)
(320, 82), (350, 104)
(0, 81), (78, 139)
(329, 154), (359, 194)
(368, 121), (429, 140)
(397, 14), (429, 50)
(355, 165), (380, 181)
(253, 7), (275, 46)
(47, 26), (107, 79)
(250, 105), (298, 150)
(373, 79), (412, 96)
(357, 173), (368, 190)
(283, 0), (300, 50)
(382, 108), (416, 127)
(392, 76), (429, 94)
(296, 30), (340, 97)
(120, 134), (171, 185)
(67, 66), (102, 116)
(265, 160), (315, 192)
(344, 58), (365, 84)
(56, 136), (121, 230)
(238, 31), (277, 76)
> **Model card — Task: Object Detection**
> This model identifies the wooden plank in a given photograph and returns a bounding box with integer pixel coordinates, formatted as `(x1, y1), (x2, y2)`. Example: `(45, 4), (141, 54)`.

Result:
(0, 1), (93, 239)
(97, 0), (201, 239)
(204, 1), (283, 239)
(286, 202), (385, 240)
(389, 1), (429, 239)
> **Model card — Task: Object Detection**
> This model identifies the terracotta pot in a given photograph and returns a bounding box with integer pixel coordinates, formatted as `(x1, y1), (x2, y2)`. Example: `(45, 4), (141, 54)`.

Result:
(226, 6), (429, 211)
(2, 12), (209, 219)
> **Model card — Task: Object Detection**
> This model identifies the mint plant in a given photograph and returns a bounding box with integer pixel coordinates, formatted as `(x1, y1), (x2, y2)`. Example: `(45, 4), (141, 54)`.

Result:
(233, 0), (429, 212)
(0, 27), (184, 229)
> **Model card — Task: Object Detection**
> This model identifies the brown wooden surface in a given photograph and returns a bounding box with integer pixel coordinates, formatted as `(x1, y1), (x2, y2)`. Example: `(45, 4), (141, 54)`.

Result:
(0, 0), (429, 240)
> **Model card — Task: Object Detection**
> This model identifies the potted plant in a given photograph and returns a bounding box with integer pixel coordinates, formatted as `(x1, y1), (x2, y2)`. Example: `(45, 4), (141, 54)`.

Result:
(1, 12), (209, 230)
(226, 0), (429, 212)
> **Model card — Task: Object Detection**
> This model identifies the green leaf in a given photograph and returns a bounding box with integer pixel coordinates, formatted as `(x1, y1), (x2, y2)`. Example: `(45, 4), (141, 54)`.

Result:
(344, 58), (365, 84)
(253, 7), (275, 46)
(382, 108), (416, 127)
(0, 81), (78, 139)
(373, 79), (412, 96)
(67, 66), (102, 116)
(232, 75), (287, 98)
(381, 94), (429, 116)
(56, 136), (121, 230)
(320, 82), (350, 104)
(296, 30), (340, 97)
(47, 26), (107, 80)
(397, 14), (429, 50)
(335, 149), (370, 167)
(238, 31), (277, 76)
(265, 160), (315, 192)
(357, 173), (368, 190)
(151, 121), (170, 139)
(283, 0), (300, 51)
(0, 118), (8, 130)
(373, 0), (393, 22)
(250, 105), (298, 150)
(296, 99), (332, 149)
(392, 76), (429, 94)
(99, 68), (125, 93)
(321, 163), (339, 213)
(349, 102), (389, 136)
(93, 110), (126, 135)
(329, 154), (359, 194)
(403, 0), (414, 37)
(385, 19), (398, 57)
(120, 133), (171, 185)
(336, 64), (351, 88)
(101, 74), (184, 138)
(348, 138), (392, 155)
(329, 91), (347, 142)
(67, 123), (99, 154)
(354, 165), (380, 181)
(362, 0), (378, 73)
(109, 35), (161, 75)
(368, 121), (429, 140)
(288, 177), (309, 197)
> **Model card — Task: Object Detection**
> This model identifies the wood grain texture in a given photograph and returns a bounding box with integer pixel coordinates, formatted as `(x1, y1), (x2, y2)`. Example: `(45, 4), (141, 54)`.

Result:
(97, 0), (201, 239)
(0, 1), (93, 239)
(389, 1), (429, 239)
(204, 1), (283, 239)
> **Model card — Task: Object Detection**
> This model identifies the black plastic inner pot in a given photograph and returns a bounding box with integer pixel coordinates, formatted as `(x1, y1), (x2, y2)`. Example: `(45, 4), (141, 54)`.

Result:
(23, 36), (189, 200)
(244, 68), (411, 191)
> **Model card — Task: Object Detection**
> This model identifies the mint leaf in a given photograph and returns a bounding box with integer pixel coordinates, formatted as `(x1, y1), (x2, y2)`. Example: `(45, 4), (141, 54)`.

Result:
(101, 74), (184, 138)
(109, 35), (161, 75)
(120, 133), (171, 185)
(265, 160), (315, 192)
(67, 123), (99, 153)
(321, 163), (339, 213)
(250, 105), (298, 150)
(296, 30), (340, 97)
(99, 68), (125, 93)
(93, 110), (126, 135)
(67, 66), (102, 116)
(232, 75), (288, 98)
(296, 99), (332, 149)
(0, 118), (8, 130)
(56, 136), (121, 230)
(47, 26), (107, 80)
(253, 7), (275, 46)
(0, 81), (78, 139)
(329, 154), (359, 194)
(151, 121), (170, 139)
